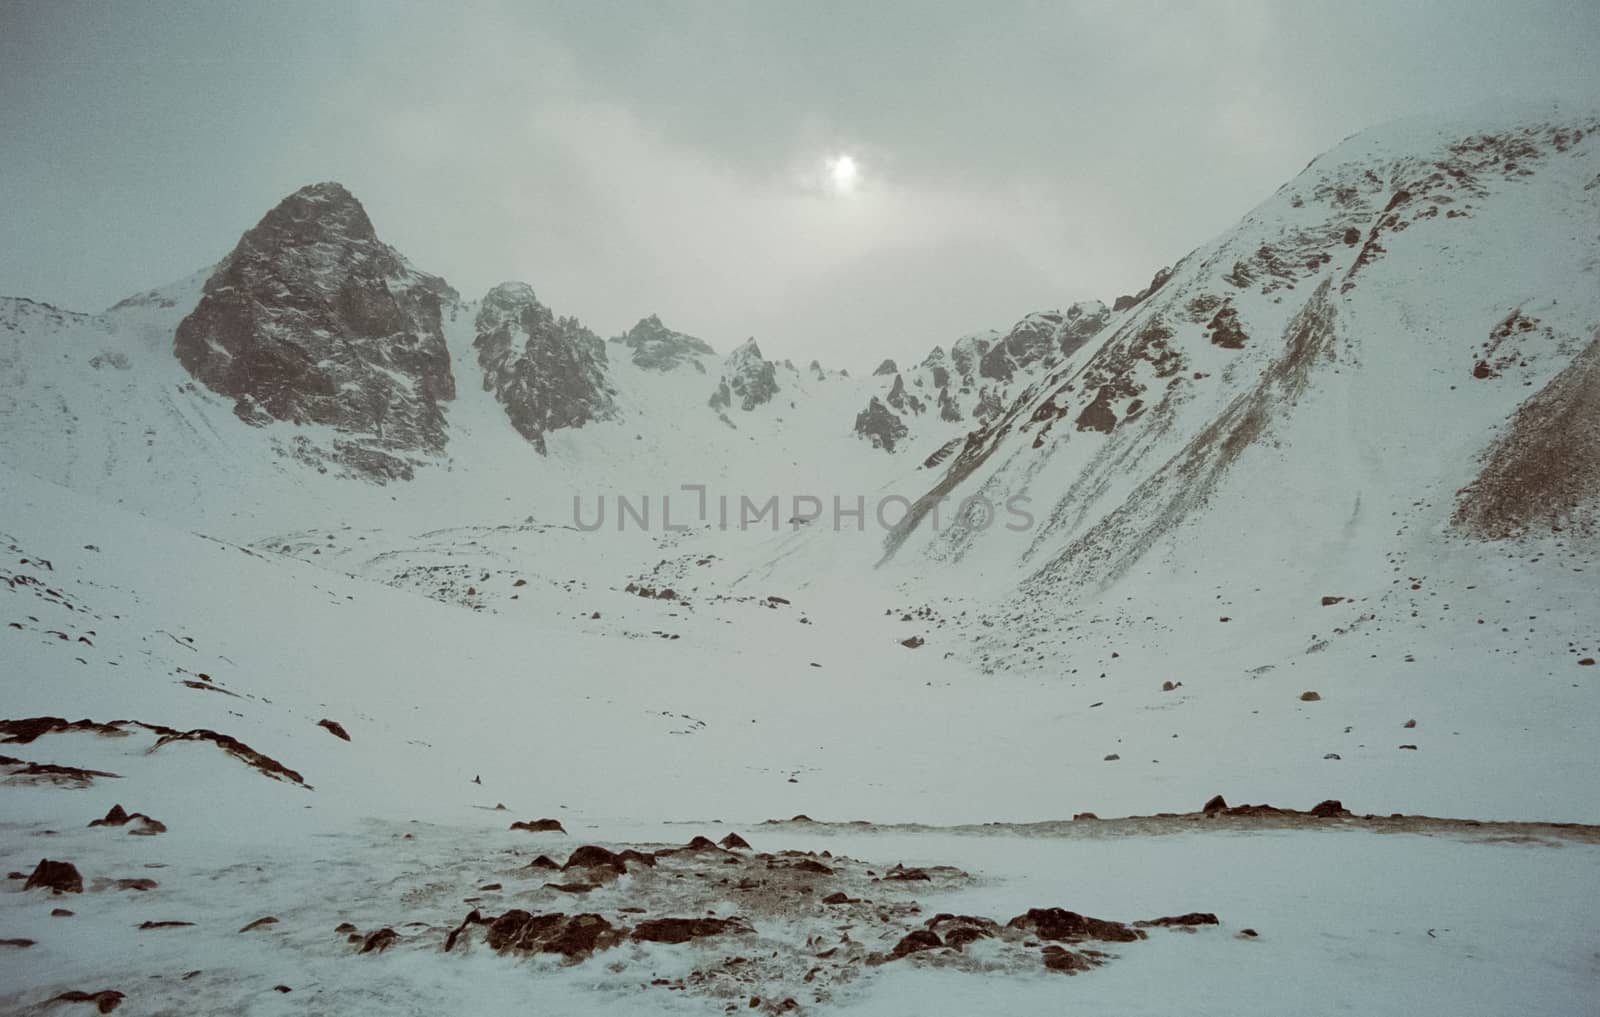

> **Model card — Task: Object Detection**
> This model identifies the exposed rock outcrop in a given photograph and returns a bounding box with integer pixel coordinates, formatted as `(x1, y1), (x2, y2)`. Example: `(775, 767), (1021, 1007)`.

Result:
(474, 282), (617, 453)
(980, 303), (1109, 382)
(709, 339), (779, 412)
(611, 314), (715, 372)
(173, 182), (458, 480)
(854, 397), (908, 452)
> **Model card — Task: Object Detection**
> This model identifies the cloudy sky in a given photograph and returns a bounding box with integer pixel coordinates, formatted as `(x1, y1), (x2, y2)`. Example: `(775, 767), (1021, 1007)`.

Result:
(2, 1), (1597, 368)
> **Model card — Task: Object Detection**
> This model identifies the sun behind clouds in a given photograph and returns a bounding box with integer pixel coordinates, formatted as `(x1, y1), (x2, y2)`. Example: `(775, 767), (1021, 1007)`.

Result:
(828, 153), (860, 195)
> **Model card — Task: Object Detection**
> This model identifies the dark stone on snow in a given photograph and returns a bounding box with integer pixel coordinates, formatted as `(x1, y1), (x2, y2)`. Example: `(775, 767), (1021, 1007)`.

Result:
(24, 858), (81, 894)
(88, 804), (166, 835)
(487, 911), (624, 959)
(887, 928), (943, 959)
(360, 928), (399, 953)
(1136, 912), (1219, 928)
(1006, 908), (1142, 943)
(631, 917), (751, 944)
(562, 845), (627, 873)
(925, 913), (1000, 950)
(48, 990), (124, 1013)
(1041, 944), (1092, 973)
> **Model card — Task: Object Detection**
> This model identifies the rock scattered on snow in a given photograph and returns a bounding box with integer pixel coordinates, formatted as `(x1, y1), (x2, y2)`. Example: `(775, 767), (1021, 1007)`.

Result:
(24, 858), (82, 894)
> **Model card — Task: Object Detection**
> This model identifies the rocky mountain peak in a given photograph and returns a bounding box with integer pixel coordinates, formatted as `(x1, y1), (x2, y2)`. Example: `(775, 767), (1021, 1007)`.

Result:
(476, 281), (539, 334)
(172, 181), (458, 481)
(612, 314), (716, 372)
(979, 303), (1109, 382)
(257, 181), (379, 244)
(709, 339), (779, 413)
(472, 282), (616, 454)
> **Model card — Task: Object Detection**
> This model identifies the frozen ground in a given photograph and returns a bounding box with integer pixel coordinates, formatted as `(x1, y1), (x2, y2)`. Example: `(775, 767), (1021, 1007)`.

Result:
(2, 457), (1598, 1014)
(3, 807), (1596, 1016)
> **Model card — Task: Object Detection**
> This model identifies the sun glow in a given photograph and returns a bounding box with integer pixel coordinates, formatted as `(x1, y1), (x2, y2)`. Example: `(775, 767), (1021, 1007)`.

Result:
(828, 154), (860, 195)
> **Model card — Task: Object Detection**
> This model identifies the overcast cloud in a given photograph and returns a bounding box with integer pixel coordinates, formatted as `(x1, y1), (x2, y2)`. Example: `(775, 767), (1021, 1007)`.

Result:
(2, 0), (1597, 368)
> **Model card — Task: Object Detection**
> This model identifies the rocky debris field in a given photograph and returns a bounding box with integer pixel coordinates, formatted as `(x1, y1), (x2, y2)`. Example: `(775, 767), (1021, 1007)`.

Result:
(0, 815), (1242, 1015)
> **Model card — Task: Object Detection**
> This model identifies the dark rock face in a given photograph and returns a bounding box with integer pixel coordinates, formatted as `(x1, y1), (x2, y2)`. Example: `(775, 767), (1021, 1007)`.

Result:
(1113, 265), (1173, 311)
(972, 387), (1004, 422)
(854, 397), (908, 452)
(949, 335), (991, 381)
(24, 858), (82, 894)
(316, 719), (350, 741)
(918, 347), (952, 389)
(173, 182), (458, 480)
(1074, 386), (1120, 433)
(1005, 908), (1143, 943)
(474, 283), (616, 454)
(981, 303), (1110, 382)
(981, 312), (1060, 382)
(873, 359), (899, 376)
(1057, 302), (1112, 357)
(886, 374), (925, 415)
(612, 314), (715, 371)
(709, 339), (779, 412)
(1206, 304), (1248, 348)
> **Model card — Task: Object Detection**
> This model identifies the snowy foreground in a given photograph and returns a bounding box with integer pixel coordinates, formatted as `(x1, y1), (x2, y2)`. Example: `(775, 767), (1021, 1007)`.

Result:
(2, 460), (1598, 1016)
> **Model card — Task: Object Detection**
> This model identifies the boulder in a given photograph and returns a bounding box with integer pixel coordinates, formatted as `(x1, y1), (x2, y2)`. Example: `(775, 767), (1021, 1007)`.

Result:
(24, 859), (81, 894)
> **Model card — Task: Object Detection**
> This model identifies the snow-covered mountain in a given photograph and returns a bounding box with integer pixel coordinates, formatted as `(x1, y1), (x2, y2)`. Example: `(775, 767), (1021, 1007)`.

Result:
(865, 106), (1600, 662)
(175, 182), (459, 481)
(2, 102), (1598, 1017)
